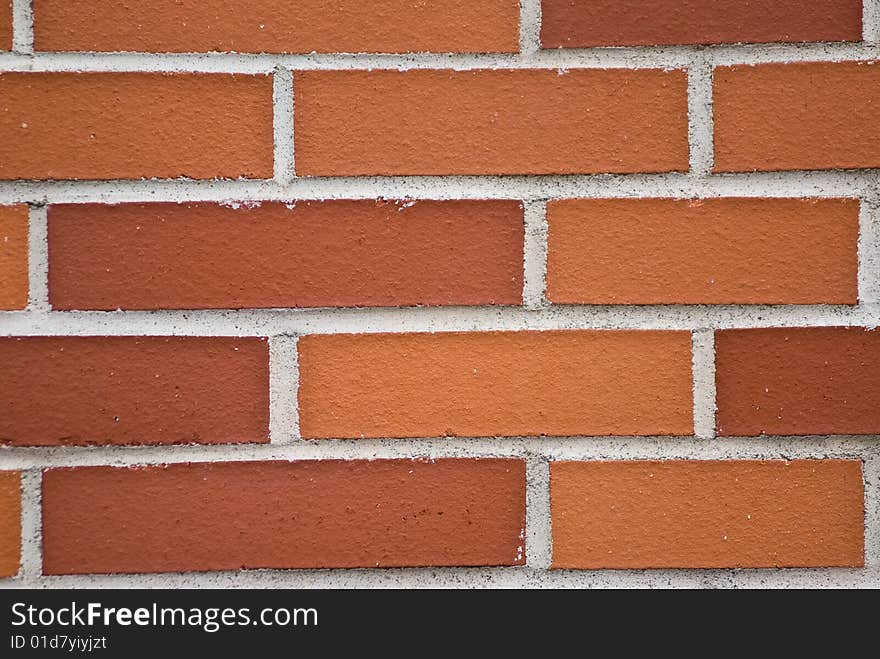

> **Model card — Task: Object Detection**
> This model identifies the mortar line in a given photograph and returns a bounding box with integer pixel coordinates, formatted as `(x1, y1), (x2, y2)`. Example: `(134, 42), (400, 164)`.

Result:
(519, 0), (542, 55)
(18, 469), (42, 583)
(687, 54), (714, 177)
(2, 171), (880, 206)
(272, 67), (295, 183)
(0, 436), (877, 470)
(268, 334), (300, 444)
(11, 0), (33, 54)
(859, 196), (880, 305)
(522, 200), (548, 310)
(525, 455), (551, 569)
(691, 329), (717, 439)
(1, 42), (879, 72)
(2, 565), (877, 590)
(863, 455), (880, 567)
(1, 304), (878, 337)
(26, 204), (49, 312)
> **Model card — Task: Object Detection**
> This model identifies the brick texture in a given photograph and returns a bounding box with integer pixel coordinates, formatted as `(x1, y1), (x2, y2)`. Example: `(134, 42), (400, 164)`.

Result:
(0, 337), (269, 445)
(541, 1), (863, 48)
(0, 72), (274, 180)
(47, 200), (524, 310)
(0, 205), (29, 310)
(0, 471), (20, 578)
(546, 198), (859, 305)
(714, 62), (880, 172)
(298, 331), (694, 438)
(33, 1), (520, 54)
(1, 1), (11, 51)
(716, 327), (880, 436)
(294, 69), (689, 176)
(41, 459), (527, 573)
(551, 460), (864, 569)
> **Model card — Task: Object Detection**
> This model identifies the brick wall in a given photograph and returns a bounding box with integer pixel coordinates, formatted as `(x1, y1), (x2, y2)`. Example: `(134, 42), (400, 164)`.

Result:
(0, 1), (879, 587)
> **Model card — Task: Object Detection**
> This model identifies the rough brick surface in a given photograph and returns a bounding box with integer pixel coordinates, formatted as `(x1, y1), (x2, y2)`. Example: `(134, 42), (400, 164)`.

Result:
(47, 200), (524, 310)
(0, 205), (29, 310)
(546, 198), (859, 305)
(41, 459), (527, 573)
(0, 337), (269, 445)
(294, 69), (689, 176)
(33, 1), (520, 54)
(551, 460), (865, 568)
(714, 61), (880, 172)
(0, 73), (274, 180)
(298, 331), (694, 438)
(541, 0), (863, 48)
(0, 1), (11, 51)
(716, 327), (880, 436)
(0, 471), (20, 578)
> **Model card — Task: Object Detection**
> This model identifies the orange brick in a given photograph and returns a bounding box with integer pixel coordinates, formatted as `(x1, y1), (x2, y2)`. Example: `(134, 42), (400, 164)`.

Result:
(551, 460), (864, 569)
(0, 205), (29, 310)
(42, 459), (526, 573)
(48, 200), (524, 310)
(0, 72), (274, 180)
(546, 198), (859, 305)
(298, 331), (694, 438)
(294, 69), (689, 176)
(716, 327), (880, 436)
(0, 471), (21, 578)
(33, 1), (520, 54)
(714, 61), (880, 172)
(541, 0), (863, 48)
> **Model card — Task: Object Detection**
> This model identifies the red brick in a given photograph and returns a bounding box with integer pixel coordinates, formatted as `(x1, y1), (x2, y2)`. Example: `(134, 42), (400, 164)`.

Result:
(1, 1), (11, 51)
(541, 1), (863, 48)
(0, 337), (269, 445)
(33, 1), (520, 54)
(0, 471), (20, 578)
(294, 69), (689, 176)
(546, 198), (859, 305)
(716, 327), (880, 436)
(551, 460), (864, 569)
(298, 331), (694, 438)
(41, 459), (527, 573)
(714, 62), (880, 172)
(48, 200), (524, 310)
(0, 72), (273, 180)
(0, 205), (29, 310)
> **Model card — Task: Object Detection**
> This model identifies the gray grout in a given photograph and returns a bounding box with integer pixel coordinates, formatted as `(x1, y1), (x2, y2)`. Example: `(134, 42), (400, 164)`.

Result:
(687, 54), (714, 176)
(272, 67), (295, 183)
(522, 200), (548, 309)
(268, 335), (300, 444)
(691, 329), (717, 439)
(11, 0), (33, 54)
(863, 456), (880, 567)
(859, 196), (880, 304)
(525, 456), (551, 569)
(519, 0), (542, 55)
(18, 469), (42, 583)
(26, 204), (49, 312)
(865, 0), (880, 44)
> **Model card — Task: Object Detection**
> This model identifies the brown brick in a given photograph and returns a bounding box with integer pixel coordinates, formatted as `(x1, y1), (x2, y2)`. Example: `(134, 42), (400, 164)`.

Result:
(0, 471), (21, 578)
(42, 459), (527, 573)
(0, 205), (29, 310)
(48, 200), (524, 310)
(541, 0), (863, 48)
(0, 337), (269, 445)
(716, 327), (880, 436)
